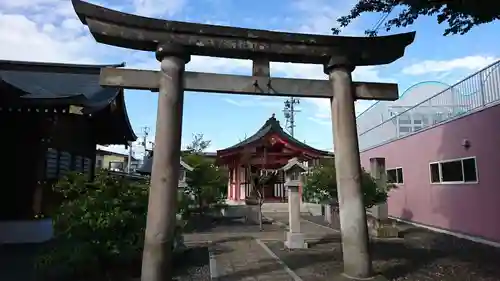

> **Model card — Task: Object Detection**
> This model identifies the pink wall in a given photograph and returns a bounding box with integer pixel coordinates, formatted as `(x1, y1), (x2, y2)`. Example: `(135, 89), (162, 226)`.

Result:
(360, 104), (500, 243)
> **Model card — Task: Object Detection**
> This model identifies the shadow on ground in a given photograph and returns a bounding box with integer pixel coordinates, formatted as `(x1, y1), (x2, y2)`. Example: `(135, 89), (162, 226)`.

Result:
(261, 215), (500, 281)
(216, 258), (286, 281)
(172, 246), (212, 281)
(0, 243), (40, 281)
(184, 215), (277, 234)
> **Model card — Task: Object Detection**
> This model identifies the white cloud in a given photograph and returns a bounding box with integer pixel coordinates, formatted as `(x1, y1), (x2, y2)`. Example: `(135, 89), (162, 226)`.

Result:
(291, 0), (358, 35)
(222, 97), (284, 108)
(0, 13), (98, 63)
(402, 55), (499, 76)
(132, 0), (187, 17)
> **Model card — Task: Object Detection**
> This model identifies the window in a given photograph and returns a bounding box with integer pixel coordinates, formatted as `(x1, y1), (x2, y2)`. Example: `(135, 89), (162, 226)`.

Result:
(74, 156), (83, 172)
(399, 126), (412, 133)
(387, 167), (404, 184)
(398, 114), (412, 125)
(179, 169), (186, 181)
(59, 151), (72, 176)
(45, 148), (58, 179)
(109, 161), (124, 171)
(429, 157), (478, 184)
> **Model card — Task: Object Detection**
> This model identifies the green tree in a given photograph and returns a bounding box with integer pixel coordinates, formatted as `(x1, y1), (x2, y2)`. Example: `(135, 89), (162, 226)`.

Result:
(185, 133), (211, 154)
(332, 0), (499, 36)
(184, 153), (227, 211)
(303, 162), (394, 208)
(183, 134), (227, 213)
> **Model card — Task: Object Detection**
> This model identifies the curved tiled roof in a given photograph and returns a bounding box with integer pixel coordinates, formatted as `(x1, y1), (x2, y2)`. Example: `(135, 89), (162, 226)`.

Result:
(217, 114), (332, 157)
(0, 60), (136, 143)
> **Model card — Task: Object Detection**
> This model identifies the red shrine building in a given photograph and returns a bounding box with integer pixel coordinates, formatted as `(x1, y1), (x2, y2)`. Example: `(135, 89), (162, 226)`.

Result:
(216, 115), (333, 203)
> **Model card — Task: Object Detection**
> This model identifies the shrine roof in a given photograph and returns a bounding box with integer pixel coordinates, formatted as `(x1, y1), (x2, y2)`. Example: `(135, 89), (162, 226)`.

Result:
(281, 158), (308, 172)
(0, 60), (136, 144)
(217, 115), (333, 157)
(0, 60), (124, 110)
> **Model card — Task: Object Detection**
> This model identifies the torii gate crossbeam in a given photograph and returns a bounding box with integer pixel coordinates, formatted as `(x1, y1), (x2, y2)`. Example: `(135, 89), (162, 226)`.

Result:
(71, 0), (415, 280)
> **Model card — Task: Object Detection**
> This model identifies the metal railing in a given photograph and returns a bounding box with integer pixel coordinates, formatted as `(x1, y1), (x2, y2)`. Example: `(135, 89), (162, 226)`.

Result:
(357, 60), (500, 151)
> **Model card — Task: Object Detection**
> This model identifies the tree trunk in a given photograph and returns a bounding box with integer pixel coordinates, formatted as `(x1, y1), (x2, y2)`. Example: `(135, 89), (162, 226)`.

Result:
(256, 188), (264, 231)
(258, 199), (263, 231)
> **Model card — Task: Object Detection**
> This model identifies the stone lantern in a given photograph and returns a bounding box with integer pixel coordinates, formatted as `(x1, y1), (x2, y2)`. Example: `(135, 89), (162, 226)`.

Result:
(282, 157), (308, 249)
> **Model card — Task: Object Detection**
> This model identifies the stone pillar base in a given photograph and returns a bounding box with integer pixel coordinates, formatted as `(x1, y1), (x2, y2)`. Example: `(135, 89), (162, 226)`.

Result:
(367, 218), (399, 238)
(284, 232), (308, 249)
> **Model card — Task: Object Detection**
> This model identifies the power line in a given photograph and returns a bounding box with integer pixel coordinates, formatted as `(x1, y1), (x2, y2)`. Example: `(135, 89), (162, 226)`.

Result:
(369, 7), (395, 35)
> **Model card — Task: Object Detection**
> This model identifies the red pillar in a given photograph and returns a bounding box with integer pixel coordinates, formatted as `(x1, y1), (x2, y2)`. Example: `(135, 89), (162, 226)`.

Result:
(235, 165), (241, 201)
(228, 167), (234, 200)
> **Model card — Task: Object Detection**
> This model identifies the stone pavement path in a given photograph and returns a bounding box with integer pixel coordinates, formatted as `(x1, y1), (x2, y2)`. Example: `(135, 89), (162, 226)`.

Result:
(183, 221), (287, 244)
(262, 212), (339, 238)
(182, 214), (341, 281)
(210, 237), (296, 281)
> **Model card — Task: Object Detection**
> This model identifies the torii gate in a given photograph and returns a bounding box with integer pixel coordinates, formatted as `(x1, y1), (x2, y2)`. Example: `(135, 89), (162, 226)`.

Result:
(71, 0), (415, 280)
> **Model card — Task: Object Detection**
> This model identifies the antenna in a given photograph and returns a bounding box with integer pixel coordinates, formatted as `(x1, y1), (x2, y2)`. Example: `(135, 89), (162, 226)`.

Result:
(283, 97), (300, 136)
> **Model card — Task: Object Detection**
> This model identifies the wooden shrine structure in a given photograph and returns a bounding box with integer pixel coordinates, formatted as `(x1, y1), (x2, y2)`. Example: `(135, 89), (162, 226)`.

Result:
(0, 60), (136, 222)
(216, 114), (332, 202)
(71, 0), (415, 279)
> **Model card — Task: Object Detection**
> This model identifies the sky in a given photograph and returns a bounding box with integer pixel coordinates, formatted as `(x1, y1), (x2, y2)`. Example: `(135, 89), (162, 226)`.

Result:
(1, 0), (499, 159)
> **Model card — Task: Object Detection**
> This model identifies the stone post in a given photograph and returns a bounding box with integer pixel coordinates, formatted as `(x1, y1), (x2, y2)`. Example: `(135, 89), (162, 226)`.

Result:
(368, 157), (398, 238)
(141, 44), (190, 281)
(326, 57), (377, 280)
(285, 176), (308, 249)
(370, 158), (388, 220)
(324, 204), (332, 223)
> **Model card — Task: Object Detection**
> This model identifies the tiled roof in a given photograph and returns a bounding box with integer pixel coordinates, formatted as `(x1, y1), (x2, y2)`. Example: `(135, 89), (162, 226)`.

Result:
(217, 114), (332, 156)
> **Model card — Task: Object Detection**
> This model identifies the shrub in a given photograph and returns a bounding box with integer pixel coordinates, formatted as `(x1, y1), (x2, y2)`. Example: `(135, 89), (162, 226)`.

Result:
(303, 163), (395, 208)
(36, 171), (187, 281)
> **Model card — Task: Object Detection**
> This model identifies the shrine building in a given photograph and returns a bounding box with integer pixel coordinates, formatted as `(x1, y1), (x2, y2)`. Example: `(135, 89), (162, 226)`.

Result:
(216, 114), (333, 204)
(0, 60), (136, 244)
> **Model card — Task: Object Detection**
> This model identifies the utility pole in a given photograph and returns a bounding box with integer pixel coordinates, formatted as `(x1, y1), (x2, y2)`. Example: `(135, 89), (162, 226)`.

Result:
(141, 126), (151, 150)
(140, 126), (151, 160)
(127, 141), (133, 174)
(283, 97), (300, 136)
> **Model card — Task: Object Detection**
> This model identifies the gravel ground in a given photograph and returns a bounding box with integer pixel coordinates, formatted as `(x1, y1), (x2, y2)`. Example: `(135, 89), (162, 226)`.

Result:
(174, 245), (211, 281)
(265, 226), (500, 281)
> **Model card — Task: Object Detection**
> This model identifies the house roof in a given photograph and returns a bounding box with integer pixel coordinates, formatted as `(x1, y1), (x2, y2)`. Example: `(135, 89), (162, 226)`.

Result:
(217, 114), (332, 157)
(136, 154), (194, 175)
(96, 147), (139, 161)
(0, 60), (136, 144)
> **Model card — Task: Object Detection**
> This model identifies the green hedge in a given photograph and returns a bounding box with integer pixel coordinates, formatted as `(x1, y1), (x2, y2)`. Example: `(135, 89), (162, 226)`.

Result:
(36, 171), (192, 281)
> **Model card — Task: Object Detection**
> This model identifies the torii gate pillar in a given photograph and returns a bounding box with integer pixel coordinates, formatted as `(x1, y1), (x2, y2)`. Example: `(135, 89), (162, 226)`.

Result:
(141, 44), (190, 281)
(326, 58), (373, 279)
